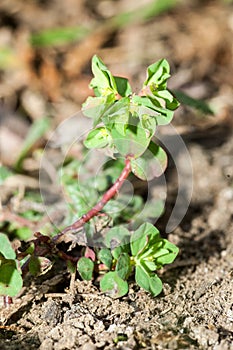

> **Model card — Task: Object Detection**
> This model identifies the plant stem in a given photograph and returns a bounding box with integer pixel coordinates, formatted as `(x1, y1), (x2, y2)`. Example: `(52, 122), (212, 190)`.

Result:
(53, 157), (132, 242)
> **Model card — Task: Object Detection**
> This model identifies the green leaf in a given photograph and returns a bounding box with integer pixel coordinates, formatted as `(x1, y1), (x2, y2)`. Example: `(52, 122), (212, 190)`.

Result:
(172, 90), (214, 115)
(0, 260), (23, 297)
(144, 260), (157, 271)
(140, 113), (157, 136)
(105, 226), (130, 249)
(29, 256), (53, 276)
(30, 26), (90, 47)
(116, 253), (131, 280)
(154, 89), (180, 111)
(114, 76), (132, 97)
(105, 226), (130, 259)
(110, 120), (151, 158)
(100, 271), (128, 298)
(144, 59), (171, 87)
(84, 127), (111, 149)
(130, 223), (160, 256)
(98, 248), (113, 269)
(156, 239), (179, 265)
(110, 245), (131, 262)
(15, 116), (51, 171)
(90, 55), (117, 96)
(135, 58), (180, 122)
(82, 95), (115, 126)
(15, 226), (32, 240)
(0, 233), (16, 259)
(135, 265), (163, 296)
(130, 141), (167, 180)
(77, 257), (94, 281)
(103, 97), (130, 125)
(130, 227), (148, 257)
(132, 95), (174, 126)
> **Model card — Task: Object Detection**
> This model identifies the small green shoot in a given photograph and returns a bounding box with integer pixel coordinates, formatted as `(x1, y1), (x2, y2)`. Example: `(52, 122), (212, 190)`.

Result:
(15, 116), (51, 171)
(96, 223), (178, 298)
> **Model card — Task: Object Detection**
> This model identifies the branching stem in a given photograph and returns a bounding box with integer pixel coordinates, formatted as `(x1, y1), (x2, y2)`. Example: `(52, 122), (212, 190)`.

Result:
(53, 157), (132, 242)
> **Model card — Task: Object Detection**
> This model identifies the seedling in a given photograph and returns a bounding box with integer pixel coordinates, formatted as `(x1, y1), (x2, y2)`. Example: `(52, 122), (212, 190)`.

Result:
(0, 55), (179, 299)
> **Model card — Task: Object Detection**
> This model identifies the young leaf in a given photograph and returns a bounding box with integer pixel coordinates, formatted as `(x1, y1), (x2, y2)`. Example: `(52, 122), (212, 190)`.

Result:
(98, 248), (113, 269)
(135, 265), (163, 296)
(144, 59), (171, 87)
(132, 95), (174, 126)
(84, 127), (111, 149)
(143, 260), (157, 271)
(130, 228), (148, 257)
(130, 141), (167, 180)
(155, 240), (179, 265)
(0, 261), (23, 297)
(100, 271), (128, 298)
(130, 223), (160, 256)
(116, 253), (131, 280)
(0, 233), (16, 260)
(90, 55), (117, 96)
(77, 257), (94, 281)
(114, 76), (132, 97)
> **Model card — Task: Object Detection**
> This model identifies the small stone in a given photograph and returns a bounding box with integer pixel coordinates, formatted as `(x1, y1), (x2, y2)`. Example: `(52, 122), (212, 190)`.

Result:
(80, 342), (97, 350)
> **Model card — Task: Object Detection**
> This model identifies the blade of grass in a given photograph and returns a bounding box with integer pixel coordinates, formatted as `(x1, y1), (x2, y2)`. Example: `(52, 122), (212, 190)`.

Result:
(110, 0), (180, 28)
(15, 117), (51, 171)
(30, 0), (180, 48)
(172, 90), (214, 115)
(30, 26), (91, 47)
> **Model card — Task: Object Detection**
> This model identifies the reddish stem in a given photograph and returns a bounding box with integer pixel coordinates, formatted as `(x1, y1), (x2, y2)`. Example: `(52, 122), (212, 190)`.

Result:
(53, 157), (132, 242)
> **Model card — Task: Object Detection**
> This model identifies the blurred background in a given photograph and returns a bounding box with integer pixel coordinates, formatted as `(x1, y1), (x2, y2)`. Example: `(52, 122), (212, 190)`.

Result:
(0, 0), (233, 167)
(1, 3), (233, 347)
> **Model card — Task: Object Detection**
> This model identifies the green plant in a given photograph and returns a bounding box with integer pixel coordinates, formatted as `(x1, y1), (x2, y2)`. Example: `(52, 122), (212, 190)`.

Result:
(0, 55), (180, 300)
(99, 223), (178, 297)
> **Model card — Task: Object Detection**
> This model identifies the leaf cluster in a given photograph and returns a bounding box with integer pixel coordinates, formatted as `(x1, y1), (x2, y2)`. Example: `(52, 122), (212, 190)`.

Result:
(82, 55), (179, 180)
(77, 223), (178, 298)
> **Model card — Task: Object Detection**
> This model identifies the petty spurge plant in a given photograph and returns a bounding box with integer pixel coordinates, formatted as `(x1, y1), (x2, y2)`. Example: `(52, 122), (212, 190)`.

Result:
(0, 55), (179, 299)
